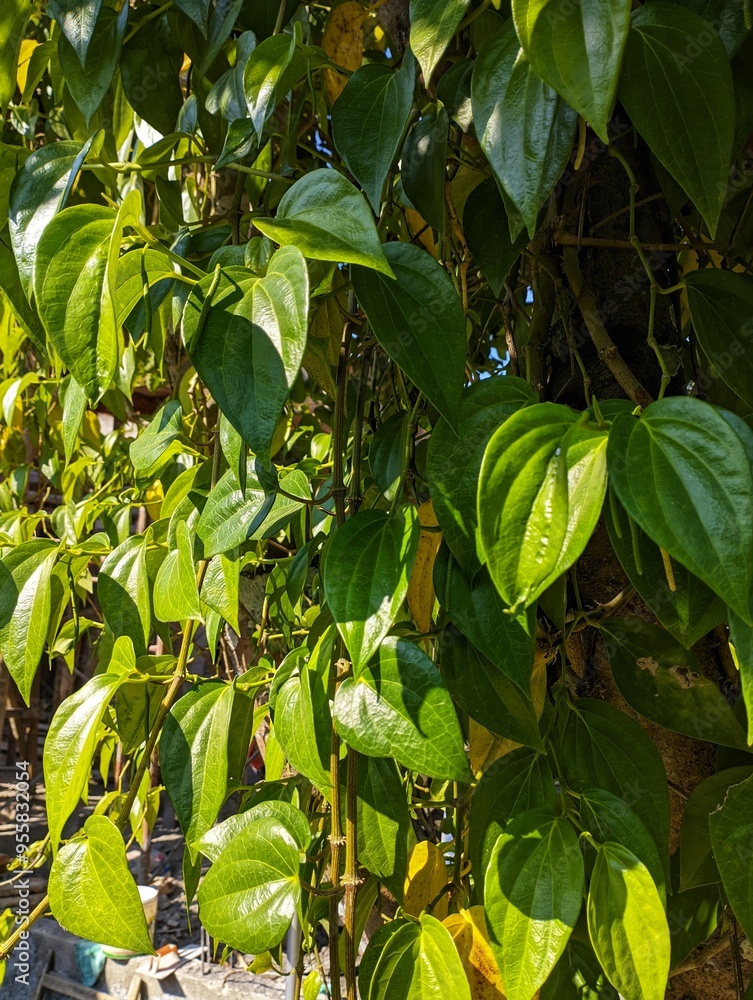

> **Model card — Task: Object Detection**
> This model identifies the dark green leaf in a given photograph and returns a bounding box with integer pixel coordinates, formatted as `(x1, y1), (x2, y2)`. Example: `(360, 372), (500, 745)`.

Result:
(47, 0), (102, 63)
(243, 30), (297, 138)
(333, 636), (470, 781)
(402, 108), (448, 234)
(485, 811), (584, 1000)
(120, 7), (184, 135)
(409, 0), (471, 82)
(618, 3), (735, 235)
(174, 0), (211, 33)
(332, 54), (416, 212)
(58, 3), (128, 126)
(587, 842), (670, 1000)
(680, 765), (753, 889)
(184, 247), (309, 463)
(195, 461), (275, 558)
(352, 242), (467, 424)
(254, 169), (393, 275)
(608, 397), (753, 622)
(686, 268), (753, 407)
(323, 507), (419, 673)
(540, 940), (616, 1000)
(667, 849), (722, 969)
(463, 177), (527, 298)
(49, 815), (153, 954)
(427, 375), (533, 572)
(512, 0), (632, 142)
(369, 411), (410, 503)
(356, 756), (409, 899)
(472, 19), (577, 236)
(709, 772), (753, 939)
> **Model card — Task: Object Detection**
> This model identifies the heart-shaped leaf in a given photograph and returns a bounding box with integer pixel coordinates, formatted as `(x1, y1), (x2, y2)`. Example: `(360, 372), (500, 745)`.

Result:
(409, 0), (471, 82)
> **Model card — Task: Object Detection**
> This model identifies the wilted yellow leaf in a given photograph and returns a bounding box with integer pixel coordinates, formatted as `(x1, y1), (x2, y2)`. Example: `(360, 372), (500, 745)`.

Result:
(443, 906), (506, 1000)
(405, 207), (438, 256)
(143, 482), (164, 521)
(404, 840), (450, 921)
(323, 2), (365, 104)
(407, 500), (441, 633)
(16, 39), (39, 96)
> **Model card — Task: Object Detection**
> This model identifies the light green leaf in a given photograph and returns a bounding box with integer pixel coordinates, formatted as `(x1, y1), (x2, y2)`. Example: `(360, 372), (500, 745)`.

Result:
(0, 539), (58, 704)
(275, 642), (334, 795)
(323, 507), (419, 673)
(360, 914), (472, 1000)
(197, 800), (311, 862)
(512, 0), (632, 142)
(49, 815), (153, 954)
(357, 756), (409, 900)
(587, 842), (670, 1000)
(485, 811), (584, 1000)
(161, 682), (236, 856)
(472, 19), (577, 236)
(206, 32), (256, 120)
(201, 552), (240, 634)
(243, 30), (297, 137)
(409, 0), (471, 82)
(58, 3), (128, 126)
(680, 765), (753, 890)
(541, 940), (617, 1000)
(44, 669), (128, 851)
(685, 268), (753, 407)
(351, 242), (466, 424)
(153, 519), (202, 623)
(618, 3), (735, 235)
(130, 400), (183, 474)
(469, 748), (556, 892)
(195, 461), (275, 558)
(604, 489), (726, 648)
(253, 169), (393, 275)
(560, 700), (670, 875)
(197, 815), (301, 953)
(479, 403), (607, 612)
(98, 534), (152, 656)
(333, 636), (470, 781)
(601, 616), (748, 749)
(47, 0), (102, 63)
(427, 375), (534, 572)
(332, 53), (416, 212)
(9, 135), (98, 295)
(608, 397), (753, 622)
(184, 247), (308, 463)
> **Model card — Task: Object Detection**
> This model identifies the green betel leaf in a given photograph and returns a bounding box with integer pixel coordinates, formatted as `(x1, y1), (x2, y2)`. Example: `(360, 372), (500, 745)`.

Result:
(360, 914), (472, 1000)
(243, 30), (297, 138)
(559, 700), (670, 873)
(253, 170), (393, 274)
(274, 643), (334, 795)
(47, 0), (102, 63)
(685, 268), (753, 407)
(115, 248), (176, 329)
(332, 53), (415, 213)
(587, 842), (670, 1000)
(57, 2), (128, 126)
(409, 0), (471, 82)
(323, 507), (419, 673)
(608, 397), (753, 622)
(184, 248), (309, 463)
(200, 552), (240, 634)
(0, 238), (45, 351)
(472, 19), (577, 237)
(351, 242), (466, 424)
(153, 519), (202, 623)
(618, 3), (735, 236)
(600, 616), (748, 749)
(98, 534), (152, 656)
(197, 800), (312, 862)
(162, 682), (236, 856)
(580, 789), (666, 903)
(730, 608), (753, 744)
(541, 940), (617, 1000)
(434, 545), (536, 692)
(440, 627), (543, 750)
(469, 748), (556, 892)
(679, 765), (753, 890)
(0, 0), (32, 112)
(709, 773), (753, 940)
(130, 400), (183, 474)
(0, 539), (58, 704)
(402, 107), (449, 234)
(174, 0), (211, 33)
(196, 461), (275, 558)
(44, 669), (127, 851)
(333, 636), (470, 781)
(478, 403), (607, 612)
(463, 177), (528, 298)
(369, 411), (411, 504)
(485, 811), (584, 1000)
(356, 755), (410, 900)
(120, 6), (184, 135)
(604, 489), (726, 648)
(427, 375), (534, 572)
(9, 134), (98, 296)
(49, 815), (154, 955)
(512, 0), (632, 142)
(197, 814), (301, 953)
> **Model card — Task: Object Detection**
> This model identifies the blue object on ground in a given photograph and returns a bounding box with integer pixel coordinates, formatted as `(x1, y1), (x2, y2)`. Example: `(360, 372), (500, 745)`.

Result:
(76, 940), (106, 987)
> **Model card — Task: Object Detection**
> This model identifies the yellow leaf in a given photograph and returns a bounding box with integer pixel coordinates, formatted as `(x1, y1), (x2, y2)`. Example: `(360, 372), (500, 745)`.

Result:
(407, 500), (441, 633)
(443, 906), (507, 1000)
(404, 840), (450, 921)
(16, 39), (38, 96)
(405, 207), (438, 256)
(323, 2), (365, 104)
(143, 482), (163, 521)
